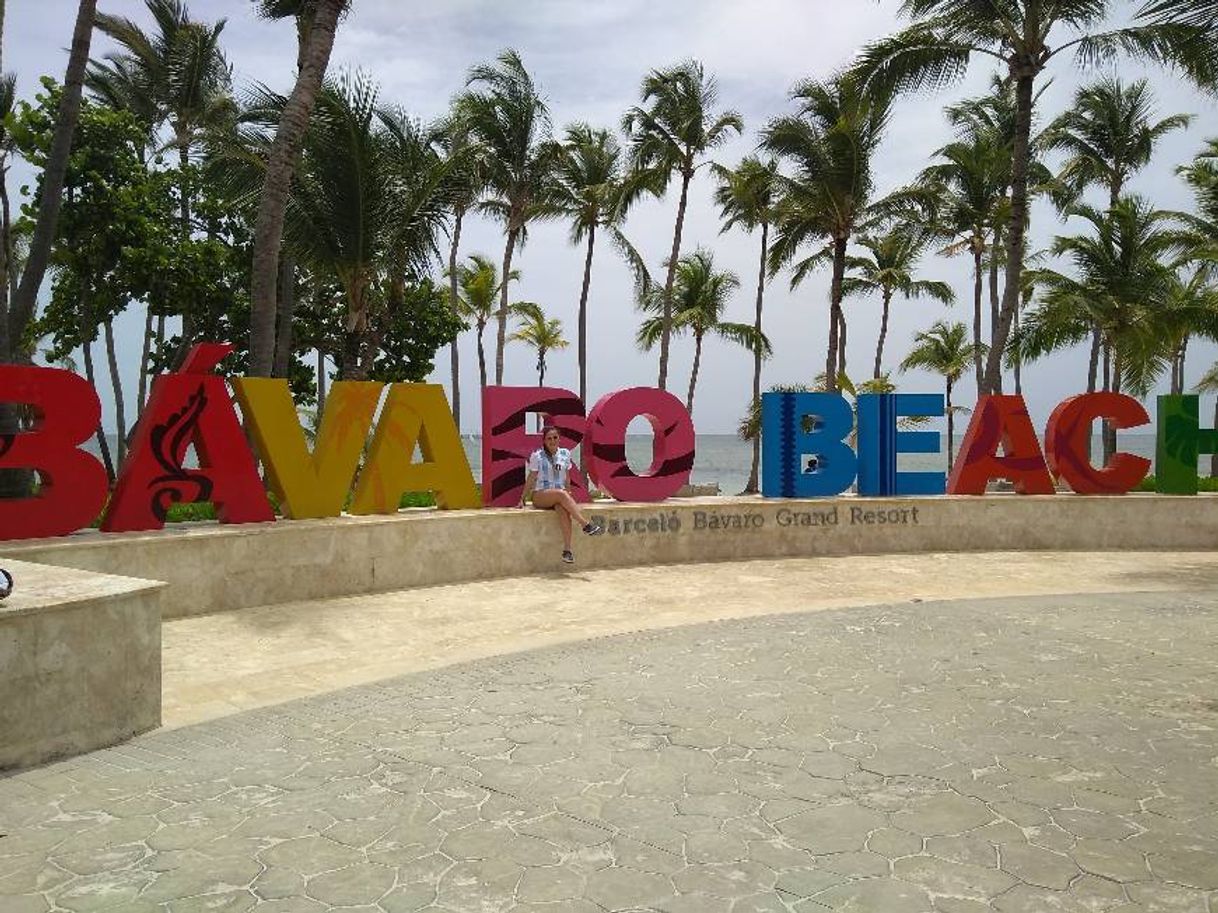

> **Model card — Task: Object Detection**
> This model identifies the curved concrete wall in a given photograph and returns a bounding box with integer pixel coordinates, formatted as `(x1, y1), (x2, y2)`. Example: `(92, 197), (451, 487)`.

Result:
(3, 494), (1215, 620)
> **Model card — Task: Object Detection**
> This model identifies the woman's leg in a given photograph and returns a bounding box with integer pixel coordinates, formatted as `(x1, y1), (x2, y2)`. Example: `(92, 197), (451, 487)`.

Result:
(531, 490), (574, 550)
(552, 490), (591, 528)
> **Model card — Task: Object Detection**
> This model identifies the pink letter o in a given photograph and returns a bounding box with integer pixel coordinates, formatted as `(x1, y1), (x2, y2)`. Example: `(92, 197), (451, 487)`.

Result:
(586, 387), (694, 502)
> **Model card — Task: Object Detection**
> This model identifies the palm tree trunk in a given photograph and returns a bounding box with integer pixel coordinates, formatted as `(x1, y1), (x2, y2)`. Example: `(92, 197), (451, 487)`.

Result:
(578, 223), (596, 407)
(272, 255), (296, 378)
(826, 235), (848, 392)
(1105, 349), (1122, 465)
(946, 377), (954, 474)
(687, 332), (703, 415)
(103, 318), (126, 465)
(495, 225), (519, 385)
(137, 306), (153, 415)
(874, 288), (892, 379)
(745, 222), (769, 494)
(1178, 336), (1190, 395)
(837, 309), (848, 379)
(658, 168), (693, 392)
(1013, 292), (1023, 397)
(983, 70), (1035, 395)
(81, 338), (115, 483)
(988, 230), (1003, 394)
(6, 0), (97, 360)
(249, 0), (344, 378)
(316, 349), (327, 412)
(0, 162), (11, 364)
(448, 209), (464, 427)
(972, 245), (984, 393)
(476, 320), (488, 390)
(538, 351), (546, 388)
(1211, 398), (1218, 479)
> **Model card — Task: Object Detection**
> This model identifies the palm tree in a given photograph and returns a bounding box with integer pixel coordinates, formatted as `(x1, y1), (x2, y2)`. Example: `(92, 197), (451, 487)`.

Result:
(435, 111), (485, 428)
(1048, 77), (1192, 211)
(764, 72), (892, 392)
(900, 320), (979, 473)
(283, 74), (452, 379)
(510, 302), (567, 387)
(623, 60), (742, 391)
(459, 50), (561, 386)
(714, 155), (780, 494)
(451, 254), (518, 390)
(248, 0), (348, 377)
(637, 249), (768, 416)
(554, 123), (648, 406)
(842, 228), (954, 379)
(853, 0), (1218, 396)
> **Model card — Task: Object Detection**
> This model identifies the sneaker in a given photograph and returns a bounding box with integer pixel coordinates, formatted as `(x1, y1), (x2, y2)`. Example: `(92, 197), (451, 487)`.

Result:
(561, 550), (574, 564)
(582, 523), (604, 536)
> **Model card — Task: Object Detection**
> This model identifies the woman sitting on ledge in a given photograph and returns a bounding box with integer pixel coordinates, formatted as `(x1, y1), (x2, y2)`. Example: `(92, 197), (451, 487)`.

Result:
(519, 425), (603, 563)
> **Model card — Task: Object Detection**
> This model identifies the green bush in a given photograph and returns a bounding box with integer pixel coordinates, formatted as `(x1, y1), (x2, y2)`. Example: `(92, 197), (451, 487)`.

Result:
(1135, 474), (1218, 492)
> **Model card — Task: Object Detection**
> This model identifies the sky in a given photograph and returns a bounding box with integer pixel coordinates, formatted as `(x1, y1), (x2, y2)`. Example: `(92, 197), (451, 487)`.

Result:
(9, 0), (1218, 435)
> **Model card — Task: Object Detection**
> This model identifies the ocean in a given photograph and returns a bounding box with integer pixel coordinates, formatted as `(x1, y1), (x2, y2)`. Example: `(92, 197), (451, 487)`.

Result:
(89, 433), (1181, 496)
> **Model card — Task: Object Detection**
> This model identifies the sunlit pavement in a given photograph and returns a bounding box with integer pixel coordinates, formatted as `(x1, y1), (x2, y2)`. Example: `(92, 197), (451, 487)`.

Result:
(3, 576), (1218, 912)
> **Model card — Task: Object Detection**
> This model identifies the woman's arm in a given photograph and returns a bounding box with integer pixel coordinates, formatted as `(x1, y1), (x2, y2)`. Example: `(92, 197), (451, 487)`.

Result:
(519, 470), (538, 507)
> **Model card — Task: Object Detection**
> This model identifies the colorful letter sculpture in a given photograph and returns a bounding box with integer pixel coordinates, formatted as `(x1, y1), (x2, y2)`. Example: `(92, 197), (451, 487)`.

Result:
(948, 395), (1055, 495)
(761, 392), (857, 497)
(482, 387), (590, 507)
(233, 378), (384, 518)
(1045, 393), (1150, 494)
(1156, 395), (1218, 494)
(103, 344), (274, 532)
(856, 393), (946, 496)
(352, 383), (479, 512)
(585, 387), (695, 501)
(0, 365), (109, 541)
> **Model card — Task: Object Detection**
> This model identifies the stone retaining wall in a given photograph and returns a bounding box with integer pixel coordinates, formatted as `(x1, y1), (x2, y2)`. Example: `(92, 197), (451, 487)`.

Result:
(4, 494), (1215, 620)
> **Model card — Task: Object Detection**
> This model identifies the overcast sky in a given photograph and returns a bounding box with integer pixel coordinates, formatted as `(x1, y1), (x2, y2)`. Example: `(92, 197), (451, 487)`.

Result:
(10, 0), (1218, 435)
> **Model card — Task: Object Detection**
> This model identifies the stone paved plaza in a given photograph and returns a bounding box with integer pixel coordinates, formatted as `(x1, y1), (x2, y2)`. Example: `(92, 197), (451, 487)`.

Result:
(2, 588), (1217, 912)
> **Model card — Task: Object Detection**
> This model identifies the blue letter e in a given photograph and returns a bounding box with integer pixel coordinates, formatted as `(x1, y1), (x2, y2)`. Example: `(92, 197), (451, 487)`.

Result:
(761, 392), (856, 497)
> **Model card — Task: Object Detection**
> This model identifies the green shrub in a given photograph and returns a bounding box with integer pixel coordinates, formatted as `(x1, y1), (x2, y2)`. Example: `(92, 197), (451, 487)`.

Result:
(1136, 474), (1218, 492)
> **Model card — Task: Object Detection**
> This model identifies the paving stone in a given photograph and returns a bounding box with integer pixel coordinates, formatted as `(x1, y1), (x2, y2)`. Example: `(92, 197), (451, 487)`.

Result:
(999, 842), (1080, 889)
(893, 855), (1016, 899)
(891, 794), (996, 837)
(775, 805), (887, 854)
(585, 867), (673, 909)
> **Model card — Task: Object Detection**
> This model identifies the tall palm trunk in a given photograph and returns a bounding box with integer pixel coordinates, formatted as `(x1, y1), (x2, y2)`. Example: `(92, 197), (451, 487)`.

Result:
(658, 167), (693, 391)
(825, 235), (848, 391)
(1013, 291), (1024, 396)
(249, 0), (344, 378)
(137, 307), (153, 415)
(103, 318), (126, 464)
(81, 337), (114, 483)
(874, 288), (893, 379)
(0, 163), (11, 365)
(577, 223), (597, 407)
(476, 320), (488, 390)
(837, 309), (848, 379)
(988, 229), (1003, 393)
(686, 332), (704, 415)
(495, 225), (520, 385)
(447, 209), (464, 426)
(538, 351), (546, 387)
(272, 255), (296, 377)
(7, 0), (96, 361)
(745, 222), (769, 494)
(971, 244), (984, 392)
(0, 0), (94, 501)
(316, 349), (327, 412)
(983, 70), (1034, 395)
(946, 377), (955, 474)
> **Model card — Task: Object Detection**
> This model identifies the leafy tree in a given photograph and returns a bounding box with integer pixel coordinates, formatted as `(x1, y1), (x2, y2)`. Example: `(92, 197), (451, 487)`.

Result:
(852, 0), (1218, 395)
(365, 278), (466, 384)
(638, 249), (768, 415)
(459, 50), (561, 386)
(714, 155), (780, 493)
(900, 320), (980, 473)
(510, 301), (567, 387)
(841, 229), (953, 379)
(763, 73), (891, 392)
(623, 60), (742, 391)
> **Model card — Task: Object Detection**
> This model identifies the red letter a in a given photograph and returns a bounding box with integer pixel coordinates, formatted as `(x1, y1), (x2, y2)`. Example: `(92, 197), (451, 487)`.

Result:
(103, 344), (273, 532)
(948, 395), (1054, 495)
